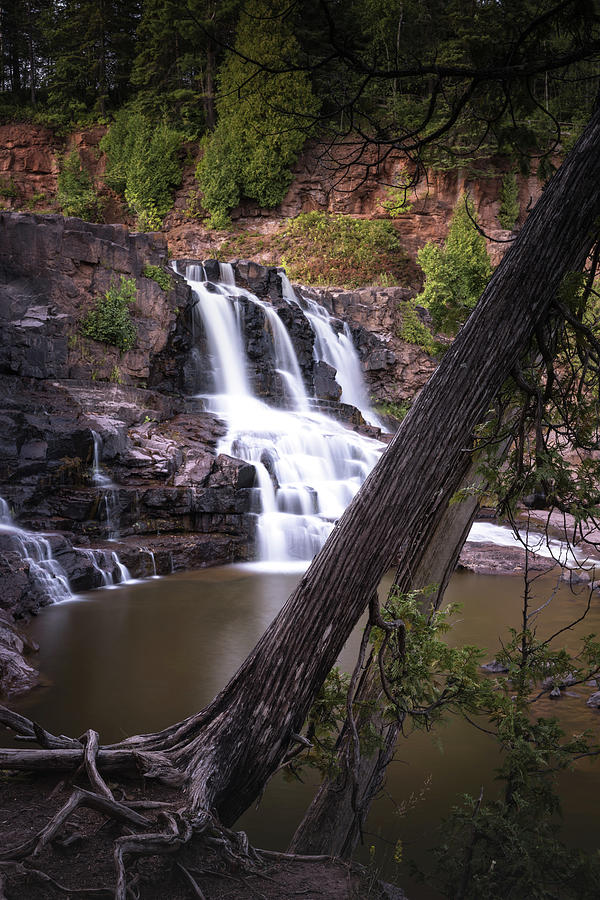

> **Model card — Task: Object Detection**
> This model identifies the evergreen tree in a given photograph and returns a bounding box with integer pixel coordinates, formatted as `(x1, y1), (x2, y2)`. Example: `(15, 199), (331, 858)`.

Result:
(196, 0), (319, 227)
(44, 0), (139, 121)
(416, 195), (492, 334)
(131, 0), (240, 133)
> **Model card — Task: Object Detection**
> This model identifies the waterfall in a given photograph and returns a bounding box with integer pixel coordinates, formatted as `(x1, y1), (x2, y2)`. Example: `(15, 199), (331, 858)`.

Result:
(183, 265), (385, 564)
(0, 496), (73, 603)
(279, 272), (384, 429)
(91, 431), (120, 540)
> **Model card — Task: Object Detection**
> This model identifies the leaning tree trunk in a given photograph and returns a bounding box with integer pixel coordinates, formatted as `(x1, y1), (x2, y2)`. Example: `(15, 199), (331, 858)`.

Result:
(289, 415), (517, 857)
(288, 462), (483, 856)
(3, 105), (600, 837)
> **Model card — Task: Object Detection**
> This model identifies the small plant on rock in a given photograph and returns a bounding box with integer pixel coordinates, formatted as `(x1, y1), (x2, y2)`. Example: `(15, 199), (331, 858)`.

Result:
(81, 276), (137, 352)
(142, 264), (172, 292)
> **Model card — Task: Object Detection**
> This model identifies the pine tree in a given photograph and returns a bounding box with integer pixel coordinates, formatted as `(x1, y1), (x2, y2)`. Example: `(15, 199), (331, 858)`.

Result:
(196, 0), (319, 227)
(416, 195), (492, 334)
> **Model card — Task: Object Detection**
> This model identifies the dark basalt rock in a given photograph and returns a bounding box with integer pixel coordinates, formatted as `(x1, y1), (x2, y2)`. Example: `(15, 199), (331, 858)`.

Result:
(313, 360), (342, 401)
(234, 260), (283, 302)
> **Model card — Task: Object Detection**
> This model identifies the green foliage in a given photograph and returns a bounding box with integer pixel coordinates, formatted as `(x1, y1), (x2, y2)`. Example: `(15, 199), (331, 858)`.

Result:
(379, 172), (414, 218)
(424, 587), (600, 899)
(195, 0), (319, 228)
(142, 265), (173, 292)
(278, 211), (406, 287)
(101, 107), (183, 230)
(374, 400), (411, 422)
(372, 590), (488, 728)
(0, 176), (18, 199)
(416, 195), (492, 334)
(498, 172), (520, 230)
(299, 667), (353, 777)
(398, 302), (438, 354)
(109, 364), (123, 384)
(81, 276), (137, 352)
(57, 149), (99, 221)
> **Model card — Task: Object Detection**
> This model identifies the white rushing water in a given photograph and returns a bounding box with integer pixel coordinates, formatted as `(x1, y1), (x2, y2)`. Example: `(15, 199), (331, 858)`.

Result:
(183, 264), (385, 564)
(91, 431), (121, 541)
(0, 482), (132, 604)
(0, 496), (73, 602)
(469, 521), (600, 570)
(279, 271), (384, 429)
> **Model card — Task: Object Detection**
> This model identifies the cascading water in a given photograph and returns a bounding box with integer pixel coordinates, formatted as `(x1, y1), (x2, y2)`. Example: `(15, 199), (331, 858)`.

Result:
(0, 496), (131, 597)
(279, 271), (384, 429)
(183, 265), (385, 564)
(0, 496), (73, 602)
(91, 431), (120, 540)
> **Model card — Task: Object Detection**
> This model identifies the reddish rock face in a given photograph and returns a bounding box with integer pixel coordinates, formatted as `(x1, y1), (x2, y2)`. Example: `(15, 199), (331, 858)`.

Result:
(0, 123), (544, 275)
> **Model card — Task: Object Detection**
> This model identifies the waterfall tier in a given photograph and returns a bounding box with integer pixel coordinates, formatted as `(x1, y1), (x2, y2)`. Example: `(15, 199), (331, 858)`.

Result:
(181, 264), (385, 564)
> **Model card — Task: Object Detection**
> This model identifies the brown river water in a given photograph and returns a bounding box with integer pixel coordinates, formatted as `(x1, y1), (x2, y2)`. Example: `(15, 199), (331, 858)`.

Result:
(8, 565), (600, 897)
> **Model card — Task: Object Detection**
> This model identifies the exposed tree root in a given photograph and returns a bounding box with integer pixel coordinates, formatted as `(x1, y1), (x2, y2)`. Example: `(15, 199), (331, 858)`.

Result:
(0, 704), (274, 898)
(0, 860), (112, 896)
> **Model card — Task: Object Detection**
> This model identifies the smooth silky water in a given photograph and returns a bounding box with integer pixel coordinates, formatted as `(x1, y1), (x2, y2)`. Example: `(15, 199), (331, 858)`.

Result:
(9, 565), (600, 898)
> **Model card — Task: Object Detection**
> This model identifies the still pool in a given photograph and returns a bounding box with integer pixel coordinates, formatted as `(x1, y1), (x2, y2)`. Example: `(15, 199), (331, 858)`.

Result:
(6, 565), (600, 898)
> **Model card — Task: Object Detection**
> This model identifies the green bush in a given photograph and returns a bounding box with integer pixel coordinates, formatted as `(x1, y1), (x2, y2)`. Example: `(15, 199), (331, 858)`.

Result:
(0, 176), (18, 199)
(278, 212), (406, 287)
(416, 195), (491, 334)
(398, 302), (437, 355)
(142, 265), (173, 292)
(195, 0), (319, 228)
(498, 172), (520, 229)
(81, 276), (137, 351)
(101, 108), (182, 230)
(374, 400), (411, 421)
(57, 149), (99, 221)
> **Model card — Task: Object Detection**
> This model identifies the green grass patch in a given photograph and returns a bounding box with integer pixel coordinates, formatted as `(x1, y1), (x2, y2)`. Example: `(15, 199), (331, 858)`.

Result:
(276, 212), (409, 288)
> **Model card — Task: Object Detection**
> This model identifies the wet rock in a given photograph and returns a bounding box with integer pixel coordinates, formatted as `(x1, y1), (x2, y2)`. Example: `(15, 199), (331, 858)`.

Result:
(0, 547), (54, 617)
(0, 212), (195, 390)
(209, 454), (256, 490)
(0, 618), (40, 698)
(458, 541), (556, 576)
(234, 260), (282, 302)
(481, 659), (509, 674)
(586, 691), (600, 708)
(313, 360), (342, 401)
(542, 672), (577, 691)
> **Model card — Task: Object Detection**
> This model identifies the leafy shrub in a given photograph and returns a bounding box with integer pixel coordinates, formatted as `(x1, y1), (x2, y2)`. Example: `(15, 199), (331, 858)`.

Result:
(379, 172), (414, 217)
(416, 195), (491, 334)
(57, 149), (99, 220)
(278, 212), (406, 287)
(498, 172), (520, 229)
(101, 108), (182, 230)
(81, 276), (137, 351)
(398, 302), (438, 355)
(374, 400), (411, 421)
(0, 176), (18, 199)
(195, 0), (319, 228)
(142, 265), (173, 292)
